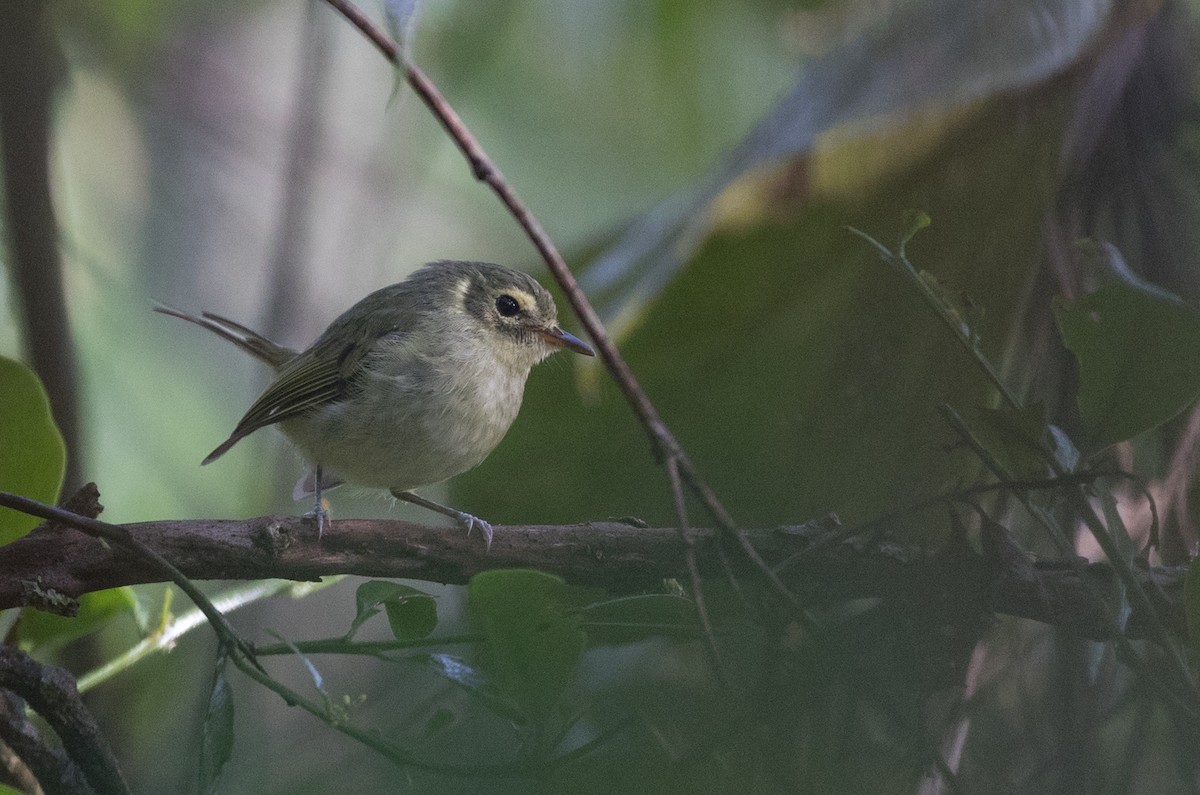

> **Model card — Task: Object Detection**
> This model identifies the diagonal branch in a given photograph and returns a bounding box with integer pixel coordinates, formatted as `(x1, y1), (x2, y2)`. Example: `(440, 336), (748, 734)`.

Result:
(665, 456), (729, 687)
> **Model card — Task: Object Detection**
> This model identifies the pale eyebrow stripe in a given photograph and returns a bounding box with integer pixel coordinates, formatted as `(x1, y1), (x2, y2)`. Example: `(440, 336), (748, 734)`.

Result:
(509, 288), (536, 311)
(451, 277), (471, 312)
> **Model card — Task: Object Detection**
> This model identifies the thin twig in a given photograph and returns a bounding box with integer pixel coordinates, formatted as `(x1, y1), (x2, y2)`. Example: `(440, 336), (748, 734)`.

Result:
(849, 226), (1019, 410)
(857, 229), (1200, 713)
(774, 469), (1129, 574)
(1119, 471), (1162, 557)
(666, 457), (729, 687)
(937, 406), (1200, 718)
(254, 634), (481, 657)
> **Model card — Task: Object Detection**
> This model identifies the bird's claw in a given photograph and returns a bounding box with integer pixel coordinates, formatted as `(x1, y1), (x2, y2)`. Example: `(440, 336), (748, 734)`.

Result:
(303, 500), (332, 538)
(457, 511), (494, 551)
(389, 489), (494, 551)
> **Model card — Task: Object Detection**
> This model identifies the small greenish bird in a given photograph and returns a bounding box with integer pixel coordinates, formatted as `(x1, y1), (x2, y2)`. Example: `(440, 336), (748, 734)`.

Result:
(157, 260), (594, 546)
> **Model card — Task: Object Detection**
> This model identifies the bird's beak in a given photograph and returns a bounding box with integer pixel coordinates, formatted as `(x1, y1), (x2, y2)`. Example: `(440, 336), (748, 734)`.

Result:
(537, 325), (595, 356)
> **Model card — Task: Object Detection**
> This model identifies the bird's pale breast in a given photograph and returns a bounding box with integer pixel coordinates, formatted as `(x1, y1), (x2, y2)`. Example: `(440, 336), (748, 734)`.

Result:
(281, 333), (530, 492)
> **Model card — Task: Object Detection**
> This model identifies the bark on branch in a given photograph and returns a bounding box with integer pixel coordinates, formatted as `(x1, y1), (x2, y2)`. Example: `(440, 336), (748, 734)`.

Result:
(0, 508), (1185, 643)
(0, 647), (129, 795)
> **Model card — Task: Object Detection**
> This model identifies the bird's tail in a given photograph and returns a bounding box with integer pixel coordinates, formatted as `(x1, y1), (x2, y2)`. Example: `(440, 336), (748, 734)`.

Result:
(154, 305), (298, 370)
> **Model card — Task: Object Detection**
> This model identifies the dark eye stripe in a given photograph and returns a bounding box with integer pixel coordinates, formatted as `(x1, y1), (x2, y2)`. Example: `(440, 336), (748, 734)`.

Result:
(496, 294), (521, 317)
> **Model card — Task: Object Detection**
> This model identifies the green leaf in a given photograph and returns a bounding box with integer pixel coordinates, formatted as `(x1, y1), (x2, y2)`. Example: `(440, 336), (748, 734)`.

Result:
(1053, 277), (1200, 451)
(198, 664), (234, 795)
(456, 64), (1075, 536)
(468, 569), (585, 723)
(424, 707), (456, 737)
(581, 0), (1109, 330)
(0, 356), (66, 545)
(1186, 557), (1200, 657)
(383, 595), (437, 641)
(17, 587), (140, 652)
(581, 594), (700, 644)
(346, 580), (437, 641)
(958, 403), (1068, 480)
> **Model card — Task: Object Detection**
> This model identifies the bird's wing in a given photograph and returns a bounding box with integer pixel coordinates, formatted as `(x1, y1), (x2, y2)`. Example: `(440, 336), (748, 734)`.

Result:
(203, 292), (419, 464)
(202, 350), (346, 464)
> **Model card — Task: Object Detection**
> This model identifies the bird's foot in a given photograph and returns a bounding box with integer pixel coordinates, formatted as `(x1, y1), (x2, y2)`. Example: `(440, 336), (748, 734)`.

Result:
(455, 511), (494, 551)
(390, 489), (495, 552)
(303, 497), (333, 538)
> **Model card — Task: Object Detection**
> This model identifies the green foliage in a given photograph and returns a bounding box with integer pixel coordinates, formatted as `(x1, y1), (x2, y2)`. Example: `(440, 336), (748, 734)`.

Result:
(0, 356), (65, 545)
(346, 580), (437, 641)
(17, 586), (143, 653)
(581, 0), (1111, 335)
(21, 0), (1200, 791)
(957, 403), (1079, 479)
(468, 570), (586, 732)
(1054, 269), (1200, 452)
(463, 86), (1068, 531)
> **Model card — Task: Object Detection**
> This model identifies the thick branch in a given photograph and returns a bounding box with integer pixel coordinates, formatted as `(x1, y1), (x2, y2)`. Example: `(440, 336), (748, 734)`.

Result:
(0, 512), (1184, 643)
(0, 688), (88, 795)
(0, 647), (129, 795)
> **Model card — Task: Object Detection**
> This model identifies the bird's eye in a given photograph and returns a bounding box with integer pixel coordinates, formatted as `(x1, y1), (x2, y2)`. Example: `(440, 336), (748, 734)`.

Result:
(495, 294), (521, 317)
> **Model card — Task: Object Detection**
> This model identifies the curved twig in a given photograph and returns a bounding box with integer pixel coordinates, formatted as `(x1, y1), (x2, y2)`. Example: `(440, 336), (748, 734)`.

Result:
(665, 456), (729, 687)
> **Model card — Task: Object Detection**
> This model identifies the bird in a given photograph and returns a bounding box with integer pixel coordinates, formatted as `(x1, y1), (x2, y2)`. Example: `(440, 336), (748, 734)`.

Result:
(156, 260), (595, 547)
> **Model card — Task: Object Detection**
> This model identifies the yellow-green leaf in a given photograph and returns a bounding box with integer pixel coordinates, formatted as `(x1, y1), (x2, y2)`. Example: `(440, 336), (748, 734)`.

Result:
(0, 357), (66, 545)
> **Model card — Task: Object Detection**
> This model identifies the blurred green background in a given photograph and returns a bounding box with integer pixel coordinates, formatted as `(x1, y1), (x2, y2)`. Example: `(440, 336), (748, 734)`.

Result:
(5, 0), (1200, 791)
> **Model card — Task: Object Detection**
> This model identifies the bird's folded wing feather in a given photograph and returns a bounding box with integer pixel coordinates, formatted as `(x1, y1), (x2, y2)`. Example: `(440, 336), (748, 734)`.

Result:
(204, 336), (374, 462)
(202, 284), (419, 463)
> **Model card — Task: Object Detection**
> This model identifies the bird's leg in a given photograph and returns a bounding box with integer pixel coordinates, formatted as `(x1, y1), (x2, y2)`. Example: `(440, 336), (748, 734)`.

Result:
(304, 464), (332, 537)
(390, 489), (494, 550)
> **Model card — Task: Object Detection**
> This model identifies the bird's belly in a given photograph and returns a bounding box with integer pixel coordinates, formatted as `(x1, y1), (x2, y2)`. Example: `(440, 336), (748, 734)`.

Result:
(280, 366), (524, 492)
